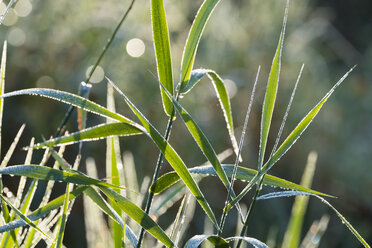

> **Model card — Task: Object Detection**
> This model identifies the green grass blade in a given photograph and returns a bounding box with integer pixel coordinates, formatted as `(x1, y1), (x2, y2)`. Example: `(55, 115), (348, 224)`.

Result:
(150, 181), (186, 218)
(185, 235), (230, 248)
(150, 164), (331, 198)
(54, 183), (70, 248)
(84, 186), (138, 247)
(106, 83), (125, 248)
(107, 138), (123, 248)
(258, 2), (288, 169)
(0, 195), (53, 242)
(282, 151), (317, 248)
(178, 69), (239, 158)
(225, 237), (269, 248)
(151, 0), (174, 116)
(0, 186), (88, 233)
(0, 165), (123, 190)
(257, 191), (370, 248)
(0, 41), (6, 159)
(0, 88), (135, 124)
(107, 78), (219, 229)
(180, 0), (221, 89)
(99, 186), (174, 248)
(0, 124), (25, 169)
(159, 80), (230, 191)
(225, 66), (355, 212)
(33, 122), (143, 148)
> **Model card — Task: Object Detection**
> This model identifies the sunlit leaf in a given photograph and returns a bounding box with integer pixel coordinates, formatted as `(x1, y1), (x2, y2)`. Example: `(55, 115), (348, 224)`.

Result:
(99, 187), (174, 248)
(0, 195), (53, 242)
(0, 88), (135, 124)
(257, 191), (370, 248)
(32, 123), (143, 149)
(0, 186), (87, 233)
(0, 165), (123, 190)
(179, 69), (239, 157)
(185, 234), (230, 248)
(107, 78), (219, 229)
(180, 0), (222, 89)
(150, 164), (331, 198)
(151, 0), (174, 116)
(225, 66), (355, 212)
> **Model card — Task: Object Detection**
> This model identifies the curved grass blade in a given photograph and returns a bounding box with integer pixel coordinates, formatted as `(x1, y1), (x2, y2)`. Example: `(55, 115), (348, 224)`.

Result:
(0, 195), (53, 242)
(32, 122), (143, 149)
(0, 186), (88, 233)
(257, 191), (370, 248)
(107, 78), (219, 229)
(180, 0), (222, 89)
(99, 186), (174, 248)
(0, 88), (135, 124)
(225, 66), (355, 212)
(225, 237), (268, 248)
(178, 69), (239, 158)
(258, 2), (288, 170)
(159, 80), (231, 194)
(0, 41), (6, 158)
(151, 0), (174, 116)
(185, 235), (230, 248)
(150, 165), (331, 198)
(0, 165), (123, 190)
(84, 186), (138, 247)
(282, 151), (317, 248)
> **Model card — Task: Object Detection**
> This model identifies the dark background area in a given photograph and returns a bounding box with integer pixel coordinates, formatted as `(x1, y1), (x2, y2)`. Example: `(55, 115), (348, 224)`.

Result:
(0, 0), (371, 247)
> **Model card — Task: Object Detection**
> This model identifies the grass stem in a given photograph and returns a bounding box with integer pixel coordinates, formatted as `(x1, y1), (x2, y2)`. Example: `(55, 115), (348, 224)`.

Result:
(136, 93), (179, 248)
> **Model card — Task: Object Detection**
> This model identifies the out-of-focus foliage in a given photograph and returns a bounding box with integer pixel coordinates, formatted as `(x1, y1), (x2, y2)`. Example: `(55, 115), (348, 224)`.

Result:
(0, 0), (371, 247)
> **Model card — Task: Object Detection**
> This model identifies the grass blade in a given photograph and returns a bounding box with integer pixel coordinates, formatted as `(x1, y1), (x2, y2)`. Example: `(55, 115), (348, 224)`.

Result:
(282, 151), (317, 248)
(185, 235), (230, 248)
(0, 41), (6, 158)
(53, 183), (70, 248)
(180, 0), (222, 89)
(0, 124), (25, 169)
(0, 88), (135, 124)
(106, 83), (125, 248)
(151, 0), (174, 116)
(225, 66), (355, 212)
(0, 195), (53, 242)
(258, 1), (288, 170)
(0, 165), (124, 190)
(99, 186), (174, 248)
(0, 186), (88, 233)
(150, 164), (331, 198)
(178, 69), (239, 157)
(84, 186), (138, 247)
(225, 237), (269, 248)
(107, 78), (219, 229)
(257, 191), (370, 248)
(33, 122), (143, 148)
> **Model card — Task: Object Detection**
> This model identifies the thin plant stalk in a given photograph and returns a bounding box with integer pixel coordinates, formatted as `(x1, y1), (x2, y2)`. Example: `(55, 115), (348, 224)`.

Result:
(137, 92), (180, 248)
(54, 0), (136, 137)
(218, 66), (260, 234)
(236, 65), (303, 248)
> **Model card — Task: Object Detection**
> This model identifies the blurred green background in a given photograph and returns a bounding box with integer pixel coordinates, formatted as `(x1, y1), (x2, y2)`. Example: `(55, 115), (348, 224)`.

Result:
(0, 0), (371, 247)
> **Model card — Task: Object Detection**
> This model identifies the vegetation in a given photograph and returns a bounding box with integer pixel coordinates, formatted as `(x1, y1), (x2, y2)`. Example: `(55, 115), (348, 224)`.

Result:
(0, 0), (370, 247)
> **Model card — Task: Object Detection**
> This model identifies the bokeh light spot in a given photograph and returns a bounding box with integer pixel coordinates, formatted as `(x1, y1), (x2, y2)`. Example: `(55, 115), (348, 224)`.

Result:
(1, 8), (18, 26)
(36, 75), (55, 88)
(126, 38), (145, 58)
(14, 0), (32, 17)
(224, 79), (238, 98)
(85, 65), (105, 84)
(8, 27), (26, 46)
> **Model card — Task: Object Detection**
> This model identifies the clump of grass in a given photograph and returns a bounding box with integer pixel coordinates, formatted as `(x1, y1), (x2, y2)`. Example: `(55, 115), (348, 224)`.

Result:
(0, 0), (370, 248)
